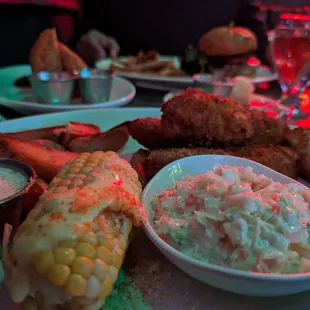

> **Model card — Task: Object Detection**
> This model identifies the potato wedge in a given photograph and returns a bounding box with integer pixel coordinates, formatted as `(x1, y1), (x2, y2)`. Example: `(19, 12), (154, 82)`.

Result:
(34, 139), (66, 151)
(67, 127), (129, 153)
(1, 136), (78, 180)
(2, 126), (65, 142)
(59, 121), (101, 147)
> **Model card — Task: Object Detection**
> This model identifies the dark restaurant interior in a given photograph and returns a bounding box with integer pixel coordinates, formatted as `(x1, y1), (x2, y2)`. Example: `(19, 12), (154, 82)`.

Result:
(0, 0), (310, 310)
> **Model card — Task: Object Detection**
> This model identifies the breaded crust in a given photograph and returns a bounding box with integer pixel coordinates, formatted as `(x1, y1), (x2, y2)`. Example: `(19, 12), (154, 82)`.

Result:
(58, 42), (87, 71)
(131, 145), (298, 186)
(247, 110), (287, 145)
(161, 88), (253, 144)
(29, 29), (62, 73)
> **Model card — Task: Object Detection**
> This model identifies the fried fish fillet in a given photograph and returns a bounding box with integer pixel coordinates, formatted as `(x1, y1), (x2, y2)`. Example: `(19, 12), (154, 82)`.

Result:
(128, 117), (198, 149)
(285, 127), (310, 179)
(128, 118), (171, 149)
(161, 88), (253, 145)
(29, 29), (62, 73)
(231, 145), (298, 179)
(247, 110), (287, 145)
(131, 145), (298, 186)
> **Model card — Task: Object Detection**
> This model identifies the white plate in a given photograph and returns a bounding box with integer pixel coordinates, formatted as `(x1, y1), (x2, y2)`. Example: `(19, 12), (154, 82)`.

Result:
(143, 155), (310, 296)
(95, 56), (278, 88)
(0, 108), (161, 309)
(0, 107), (309, 308)
(0, 108), (161, 155)
(0, 65), (136, 114)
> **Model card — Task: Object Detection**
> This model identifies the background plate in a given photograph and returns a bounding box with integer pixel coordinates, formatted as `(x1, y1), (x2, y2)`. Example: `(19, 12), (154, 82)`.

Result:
(0, 65), (136, 114)
(96, 56), (278, 87)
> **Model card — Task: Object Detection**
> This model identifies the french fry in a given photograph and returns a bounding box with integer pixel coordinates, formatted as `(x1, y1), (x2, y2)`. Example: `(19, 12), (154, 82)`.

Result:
(1, 136), (78, 181)
(110, 51), (187, 77)
(67, 127), (129, 153)
(29, 28), (62, 73)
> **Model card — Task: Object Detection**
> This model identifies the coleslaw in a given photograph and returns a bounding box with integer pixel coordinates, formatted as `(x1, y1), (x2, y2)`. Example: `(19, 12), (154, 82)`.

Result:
(152, 165), (310, 274)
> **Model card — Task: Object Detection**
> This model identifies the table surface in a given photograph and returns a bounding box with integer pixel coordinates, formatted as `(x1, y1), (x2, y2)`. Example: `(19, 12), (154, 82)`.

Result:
(2, 82), (309, 310)
(0, 82), (283, 121)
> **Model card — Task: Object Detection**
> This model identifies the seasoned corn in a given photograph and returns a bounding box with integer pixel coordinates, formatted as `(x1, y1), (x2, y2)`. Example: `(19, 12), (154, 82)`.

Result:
(4, 151), (143, 310)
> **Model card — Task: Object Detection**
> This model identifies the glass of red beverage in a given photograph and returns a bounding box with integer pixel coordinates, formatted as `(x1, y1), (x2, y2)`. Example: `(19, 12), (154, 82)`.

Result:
(273, 14), (310, 121)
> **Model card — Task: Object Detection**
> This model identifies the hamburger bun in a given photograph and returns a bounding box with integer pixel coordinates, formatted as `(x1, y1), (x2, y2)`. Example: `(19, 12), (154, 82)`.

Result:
(198, 26), (258, 56)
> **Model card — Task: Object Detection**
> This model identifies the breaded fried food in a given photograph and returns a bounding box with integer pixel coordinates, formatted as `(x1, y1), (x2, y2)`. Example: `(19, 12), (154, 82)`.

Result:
(131, 148), (228, 185)
(161, 88), (253, 145)
(285, 128), (310, 179)
(247, 110), (287, 145)
(131, 145), (298, 186)
(29, 29), (62, 73)
(128, 118), (171, 149)
(232, 145), (298, 178)
(58, 42), (87, 71)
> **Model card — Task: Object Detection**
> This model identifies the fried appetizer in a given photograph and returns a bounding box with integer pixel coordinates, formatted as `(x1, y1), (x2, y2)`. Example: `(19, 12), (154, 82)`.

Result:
(4, 151), (143, 310)
(131, 145), (298, 186)
(285, 128), (310, 179)
(247, 110), (287, 145)
(29, 28), (62, 73)
(58, 42), (87, 71)
(161, 88), (253, 146)
(232, 145), (298, 179)
(128, 117), (181, 149)
(131, 148), (231, 186)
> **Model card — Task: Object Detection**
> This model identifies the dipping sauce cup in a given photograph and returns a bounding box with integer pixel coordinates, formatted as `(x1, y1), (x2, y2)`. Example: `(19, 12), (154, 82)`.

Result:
(0, 158), (36, 256)
(29, 71), (76, 105)
(78, 68), (115, 103)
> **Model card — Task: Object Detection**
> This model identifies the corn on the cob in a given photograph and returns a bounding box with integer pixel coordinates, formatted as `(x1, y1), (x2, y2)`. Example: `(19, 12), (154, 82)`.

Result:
(3, 151), (143, 310)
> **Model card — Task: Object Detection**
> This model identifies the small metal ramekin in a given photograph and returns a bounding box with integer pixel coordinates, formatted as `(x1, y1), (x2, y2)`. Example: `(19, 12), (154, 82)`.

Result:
(0, 158), (36, 256)
(78, 68), (115, 104)
(29, 71), (76, 105)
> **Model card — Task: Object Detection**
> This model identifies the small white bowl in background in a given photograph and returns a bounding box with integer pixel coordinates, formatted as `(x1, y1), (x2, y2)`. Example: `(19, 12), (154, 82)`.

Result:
(142, 155), (310, 297)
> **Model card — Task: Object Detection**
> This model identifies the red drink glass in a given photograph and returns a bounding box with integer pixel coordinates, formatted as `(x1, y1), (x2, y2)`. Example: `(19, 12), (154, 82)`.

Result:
(273, 14), (310, 121)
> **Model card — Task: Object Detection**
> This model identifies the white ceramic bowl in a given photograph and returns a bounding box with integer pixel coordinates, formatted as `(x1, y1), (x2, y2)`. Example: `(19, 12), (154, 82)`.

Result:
(142, 155), (310, 297)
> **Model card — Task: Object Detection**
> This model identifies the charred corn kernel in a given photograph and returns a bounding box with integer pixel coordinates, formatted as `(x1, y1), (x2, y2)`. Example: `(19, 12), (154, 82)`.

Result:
(11, 152), (143, 310)
(65, 274), (87, 297)
(69, 179), (84, 187)
(54, 247), (76, 266)
(58, 180), (72, 187)
(93, 259), (109, 281)
(59, 240), (77, 248)
(47, 264), (70, 287)
(33, 251), (55, 274)
(81, 232), (97, 246)
(86, 276), (101, 298)
(64, 174), (76, 180)
(112, 250), (123, 269)
(109, 266), (119, 283)
(75, 242), (96, 259)
(97, 246), (113, 265)
(53, 186), (68, 194)
(98, 236), (114, 251)
(72, 257), (93, 278)
(100, 276), (113, 298)
(114, 235), (127, 251)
